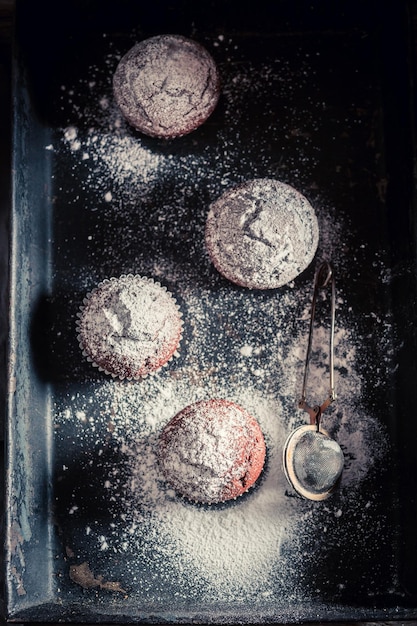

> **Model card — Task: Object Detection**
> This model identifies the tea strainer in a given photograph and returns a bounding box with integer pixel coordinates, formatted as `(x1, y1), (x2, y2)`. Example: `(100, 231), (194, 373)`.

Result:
(283, 261), (344, 501)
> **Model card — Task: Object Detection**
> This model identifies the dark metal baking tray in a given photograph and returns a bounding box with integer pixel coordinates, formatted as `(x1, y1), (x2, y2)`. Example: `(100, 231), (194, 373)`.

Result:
(6, 0), (417, 622)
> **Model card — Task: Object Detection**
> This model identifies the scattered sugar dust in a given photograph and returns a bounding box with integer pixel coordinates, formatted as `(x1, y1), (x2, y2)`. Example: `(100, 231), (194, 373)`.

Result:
(54, 286), (394, 604)
(50, 30), (400, 610)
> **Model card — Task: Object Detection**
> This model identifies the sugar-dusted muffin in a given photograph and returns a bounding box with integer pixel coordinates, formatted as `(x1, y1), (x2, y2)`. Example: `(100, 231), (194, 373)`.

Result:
(205, 178), (319, 289)
(76, 275), (183, 380)
(113, 34), (221, 139)
(158, 399), (266, 504)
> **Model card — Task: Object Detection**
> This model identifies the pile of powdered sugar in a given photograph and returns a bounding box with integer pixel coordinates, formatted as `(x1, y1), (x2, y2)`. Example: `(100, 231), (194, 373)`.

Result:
(50, 32), (398, 610)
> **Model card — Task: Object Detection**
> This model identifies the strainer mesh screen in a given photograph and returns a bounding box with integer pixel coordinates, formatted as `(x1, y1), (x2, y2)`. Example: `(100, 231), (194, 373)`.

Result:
(292, 430), (344, 495)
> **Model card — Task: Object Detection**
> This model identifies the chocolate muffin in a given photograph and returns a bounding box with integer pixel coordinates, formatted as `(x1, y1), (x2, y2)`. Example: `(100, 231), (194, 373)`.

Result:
(158, 399), (266, 504)
(76, 274), (183, 379)
(205, 178), (319, 289)
(113, 34), (221, 139)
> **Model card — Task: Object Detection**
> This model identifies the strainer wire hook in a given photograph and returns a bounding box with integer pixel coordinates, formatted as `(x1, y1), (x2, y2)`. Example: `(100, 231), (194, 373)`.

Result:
(299, 261), (336, 431)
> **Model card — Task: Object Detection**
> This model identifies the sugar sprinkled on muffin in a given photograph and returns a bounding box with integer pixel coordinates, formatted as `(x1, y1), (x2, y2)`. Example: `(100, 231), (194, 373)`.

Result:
(158, 398), (266, 504)
(205, 178), (319, 289)
(113, 34), (221, 139)
(76, 274), (183, 380)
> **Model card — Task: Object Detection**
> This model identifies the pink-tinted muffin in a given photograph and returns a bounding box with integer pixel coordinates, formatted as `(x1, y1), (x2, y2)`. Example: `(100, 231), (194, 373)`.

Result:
(113, 34), (221, 139)
(76, 274), (183, 380)
(205, 178), (319, 289)
(158, 399), (266, 504)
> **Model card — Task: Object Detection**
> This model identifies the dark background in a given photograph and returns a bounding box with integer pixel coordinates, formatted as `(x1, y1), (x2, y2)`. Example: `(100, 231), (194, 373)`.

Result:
(1, 0), (417, 624)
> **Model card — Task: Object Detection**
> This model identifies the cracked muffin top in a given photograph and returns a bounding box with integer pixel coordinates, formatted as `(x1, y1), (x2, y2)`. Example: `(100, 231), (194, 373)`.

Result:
(113, 34), (221, 139)
(76, 274), (183, 380)
(205, 178), (319, 289)
(157, 398), (266, 504)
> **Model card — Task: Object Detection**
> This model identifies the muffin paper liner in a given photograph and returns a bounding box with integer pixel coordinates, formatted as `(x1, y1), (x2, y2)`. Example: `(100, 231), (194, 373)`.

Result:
(76, 274), (184, 380)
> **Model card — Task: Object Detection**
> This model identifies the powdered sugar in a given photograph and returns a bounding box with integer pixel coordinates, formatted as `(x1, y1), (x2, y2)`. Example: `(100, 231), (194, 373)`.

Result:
(77, 275), (183, 379)
(158, 399), (266, 503)
(50, 29), (399, 613)
(54, 282), (392, 603)
(113, 35), (220, 138)
(205, 178), (319, 289)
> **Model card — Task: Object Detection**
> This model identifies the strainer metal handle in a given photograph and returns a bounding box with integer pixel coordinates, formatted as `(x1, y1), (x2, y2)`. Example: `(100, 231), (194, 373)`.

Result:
(298, 261), (336, 430)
